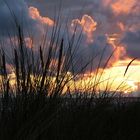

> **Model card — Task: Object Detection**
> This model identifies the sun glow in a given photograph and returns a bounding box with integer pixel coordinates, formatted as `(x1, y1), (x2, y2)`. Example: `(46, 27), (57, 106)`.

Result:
(73, 59), (140, 94)
(127, 81), (138, 91)
(1, 58), (140, 96)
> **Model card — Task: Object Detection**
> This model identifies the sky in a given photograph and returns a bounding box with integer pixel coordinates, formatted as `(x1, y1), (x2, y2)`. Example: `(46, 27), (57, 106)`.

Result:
(0, 0), (140, 93)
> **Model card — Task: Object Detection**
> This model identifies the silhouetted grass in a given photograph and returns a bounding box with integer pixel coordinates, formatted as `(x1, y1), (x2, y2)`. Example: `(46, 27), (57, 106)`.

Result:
(1, 94), (140, 140)
(0, 1), (140, 140)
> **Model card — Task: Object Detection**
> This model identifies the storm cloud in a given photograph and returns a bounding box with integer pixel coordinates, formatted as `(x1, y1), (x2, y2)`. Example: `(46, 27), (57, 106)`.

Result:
(0, 0), (140, 73)
(122, 30), (140, 59)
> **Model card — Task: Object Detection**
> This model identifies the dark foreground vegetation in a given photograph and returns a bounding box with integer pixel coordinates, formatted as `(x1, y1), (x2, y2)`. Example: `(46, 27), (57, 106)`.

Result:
(1, 94), (140, 140)
(0, 2), (140, 139)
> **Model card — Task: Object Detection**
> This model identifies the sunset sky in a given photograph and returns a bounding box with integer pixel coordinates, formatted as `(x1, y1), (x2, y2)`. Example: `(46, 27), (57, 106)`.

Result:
(0, 0), (140, 93)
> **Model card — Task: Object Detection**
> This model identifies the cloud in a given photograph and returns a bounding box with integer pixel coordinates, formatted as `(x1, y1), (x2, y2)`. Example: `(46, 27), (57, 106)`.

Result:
(117, 22), (125, 31)
(71, 14), (97, 43)
(122, 30), (140, 59)
(0, 0), (140, 74)
(29, 6), (54, 26)
(0, 0), (28, 35)
(0, 0), (54, 37)
(67, 33), (124, 73)
(111, 0), (137, 15)
(27, 0), (139, 37)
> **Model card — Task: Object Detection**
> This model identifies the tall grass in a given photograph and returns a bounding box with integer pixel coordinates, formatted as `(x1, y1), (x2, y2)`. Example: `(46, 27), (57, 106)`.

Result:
(0, 1), (136, 140)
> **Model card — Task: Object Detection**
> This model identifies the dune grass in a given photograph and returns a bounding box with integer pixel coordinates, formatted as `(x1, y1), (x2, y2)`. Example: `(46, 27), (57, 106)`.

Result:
(0, 2), (140, 140)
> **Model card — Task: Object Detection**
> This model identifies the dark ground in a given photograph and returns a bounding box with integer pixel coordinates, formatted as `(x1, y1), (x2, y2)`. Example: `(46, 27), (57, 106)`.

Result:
(0, 95), (140, 140)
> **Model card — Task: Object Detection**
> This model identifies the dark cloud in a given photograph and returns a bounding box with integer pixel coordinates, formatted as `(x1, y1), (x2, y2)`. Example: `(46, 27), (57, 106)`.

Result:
(0, 0), (29, 34)
(69, 34), (116, 73)
(26, 0), (97, 21)
(122, 30), (140, 59)
(0, 0), (140, 74)
(0, 0), (54, 38)
(25, 0), (125, 34)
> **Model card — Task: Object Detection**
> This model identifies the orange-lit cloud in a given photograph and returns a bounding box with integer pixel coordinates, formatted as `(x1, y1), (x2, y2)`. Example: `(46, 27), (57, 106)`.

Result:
(117, 22), (125, 31)
(29, 7), (54, 26)
(71, 15), (97, 43)
(106, 33), (126, 66)
(111, 0), (136, 15)
(114, 59), (140, 67)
